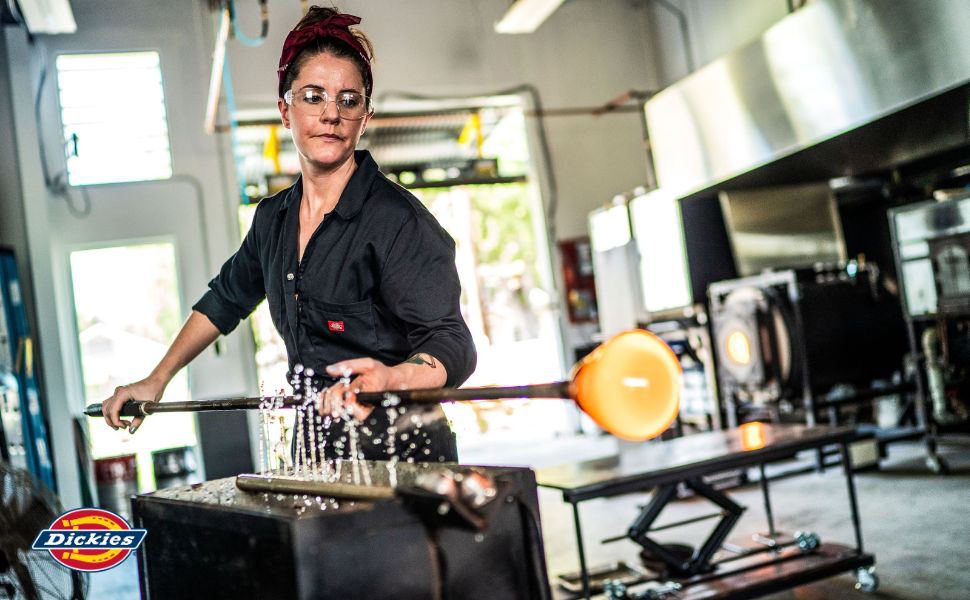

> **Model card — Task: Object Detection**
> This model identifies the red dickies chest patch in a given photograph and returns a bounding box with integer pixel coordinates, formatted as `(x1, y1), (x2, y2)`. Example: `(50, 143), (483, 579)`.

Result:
(328, 320), (345, 332)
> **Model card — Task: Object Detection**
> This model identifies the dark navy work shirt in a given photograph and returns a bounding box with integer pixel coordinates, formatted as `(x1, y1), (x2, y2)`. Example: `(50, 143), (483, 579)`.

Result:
(193, 150), (477, 388)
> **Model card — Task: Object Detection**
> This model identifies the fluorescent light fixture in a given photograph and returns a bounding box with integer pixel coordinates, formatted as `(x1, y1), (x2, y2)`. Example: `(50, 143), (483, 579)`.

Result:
(494, 0), (566, 34)
(16, 0), (77, 34)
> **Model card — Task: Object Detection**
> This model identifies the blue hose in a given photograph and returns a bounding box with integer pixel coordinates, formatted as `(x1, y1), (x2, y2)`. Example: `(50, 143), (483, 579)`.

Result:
(228, 0), (268, 48)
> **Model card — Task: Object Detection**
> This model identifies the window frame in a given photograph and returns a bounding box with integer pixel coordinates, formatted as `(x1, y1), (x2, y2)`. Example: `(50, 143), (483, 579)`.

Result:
(53, 48), (175, 188)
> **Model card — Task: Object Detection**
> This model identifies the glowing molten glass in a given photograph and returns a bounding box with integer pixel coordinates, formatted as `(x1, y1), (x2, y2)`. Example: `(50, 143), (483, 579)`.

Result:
(570, 330), (682, 441)
(725, 330), (752, 365)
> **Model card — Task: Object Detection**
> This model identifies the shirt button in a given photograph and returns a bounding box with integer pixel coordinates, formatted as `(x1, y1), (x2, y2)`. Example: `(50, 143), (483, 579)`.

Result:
(286, 273), (294, 281)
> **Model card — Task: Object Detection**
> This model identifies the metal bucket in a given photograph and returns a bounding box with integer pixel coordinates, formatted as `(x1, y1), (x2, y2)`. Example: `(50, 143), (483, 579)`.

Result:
(152, 446), (200, 490)
(94, 454), (137, 521)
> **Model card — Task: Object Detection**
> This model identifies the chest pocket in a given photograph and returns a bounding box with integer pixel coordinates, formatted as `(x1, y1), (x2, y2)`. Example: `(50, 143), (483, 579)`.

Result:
(302, 297), (378, 354)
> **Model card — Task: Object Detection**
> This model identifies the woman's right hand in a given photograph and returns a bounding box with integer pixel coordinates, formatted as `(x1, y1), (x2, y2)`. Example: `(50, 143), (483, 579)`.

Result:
(101, 376), (167, 434)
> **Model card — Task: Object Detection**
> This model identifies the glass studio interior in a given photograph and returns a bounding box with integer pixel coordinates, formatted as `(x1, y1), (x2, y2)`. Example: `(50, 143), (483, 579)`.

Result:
(1, 1), (969, 599)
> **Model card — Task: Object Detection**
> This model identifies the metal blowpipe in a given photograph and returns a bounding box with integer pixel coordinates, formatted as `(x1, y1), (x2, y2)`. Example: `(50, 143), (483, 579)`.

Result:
(83, 329), (683, 441)
(83, 382), (570, 418)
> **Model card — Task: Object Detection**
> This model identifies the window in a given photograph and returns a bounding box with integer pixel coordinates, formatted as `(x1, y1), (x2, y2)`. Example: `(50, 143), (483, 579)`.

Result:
(55, 51), (173, 186)
(71, 242), (198, 491)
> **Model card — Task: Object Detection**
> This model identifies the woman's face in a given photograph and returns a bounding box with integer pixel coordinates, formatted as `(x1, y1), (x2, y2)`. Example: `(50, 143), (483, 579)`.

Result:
(278, 52), (371, 173)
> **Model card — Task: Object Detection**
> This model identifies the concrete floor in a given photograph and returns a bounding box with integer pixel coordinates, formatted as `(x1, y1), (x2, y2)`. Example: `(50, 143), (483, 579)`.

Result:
(85, 439), (969, 599)
(539, 441), (970, 600)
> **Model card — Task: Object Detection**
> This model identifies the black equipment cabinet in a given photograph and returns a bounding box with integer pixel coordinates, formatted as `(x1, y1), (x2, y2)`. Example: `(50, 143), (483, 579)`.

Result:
(132, 462), (551, 600)
(889, 194), (970, 473)
(708, 265), (908, 430)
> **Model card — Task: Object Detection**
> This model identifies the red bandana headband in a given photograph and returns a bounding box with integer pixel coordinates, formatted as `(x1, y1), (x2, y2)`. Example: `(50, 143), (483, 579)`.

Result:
(277, 12), (372, 98)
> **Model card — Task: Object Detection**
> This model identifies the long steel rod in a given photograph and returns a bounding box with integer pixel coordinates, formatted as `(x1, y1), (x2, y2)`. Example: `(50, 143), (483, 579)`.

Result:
(235, 473), (395, 500)
(759, 462), (776, 536)
(571, 502), (591, 600)
(600, 510), (727, 544)
(84, 381), (571, 418)
(841, 441), (865, 553)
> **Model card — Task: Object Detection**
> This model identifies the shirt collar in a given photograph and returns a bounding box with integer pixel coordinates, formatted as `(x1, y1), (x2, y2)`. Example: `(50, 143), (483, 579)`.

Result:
(277, 150), (379, 219)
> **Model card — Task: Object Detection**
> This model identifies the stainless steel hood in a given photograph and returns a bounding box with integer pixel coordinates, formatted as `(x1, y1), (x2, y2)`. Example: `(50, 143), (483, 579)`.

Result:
(645, 0), (970, 198)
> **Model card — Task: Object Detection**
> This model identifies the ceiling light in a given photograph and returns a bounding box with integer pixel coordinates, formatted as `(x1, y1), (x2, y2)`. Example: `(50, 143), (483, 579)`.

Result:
(494, 0), (566, 34)
(15, 0), (77, 34)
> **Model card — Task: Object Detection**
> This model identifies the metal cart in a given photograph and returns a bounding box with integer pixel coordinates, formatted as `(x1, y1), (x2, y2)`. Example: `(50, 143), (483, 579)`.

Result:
(537, 424), (876, 599)
(889, 196), (970, 473)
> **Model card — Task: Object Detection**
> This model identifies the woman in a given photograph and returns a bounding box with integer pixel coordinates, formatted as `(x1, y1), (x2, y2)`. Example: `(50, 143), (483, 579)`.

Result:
(102, 7), (476, 463)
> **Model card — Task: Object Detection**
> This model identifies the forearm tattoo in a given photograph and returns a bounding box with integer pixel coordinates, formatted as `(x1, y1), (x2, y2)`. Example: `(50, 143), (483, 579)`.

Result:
(404, 353), (438, 368)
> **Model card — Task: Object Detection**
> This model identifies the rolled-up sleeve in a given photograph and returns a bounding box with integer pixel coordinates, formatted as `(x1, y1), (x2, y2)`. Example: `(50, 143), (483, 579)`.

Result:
(379, 213), (477, 387)
(192, 203), (266, 335)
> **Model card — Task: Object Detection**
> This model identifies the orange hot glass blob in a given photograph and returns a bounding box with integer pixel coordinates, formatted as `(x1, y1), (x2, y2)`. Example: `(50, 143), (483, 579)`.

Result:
(739, 421), (767, 451)
(569, 330), (682, 441)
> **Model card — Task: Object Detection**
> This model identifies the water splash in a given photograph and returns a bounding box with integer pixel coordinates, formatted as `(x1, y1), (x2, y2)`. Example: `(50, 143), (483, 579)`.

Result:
(384, 393), (401, 488)
(294, 402), (305, 478)
(251, 363), (456, 512)
(257, 396), (269, 474)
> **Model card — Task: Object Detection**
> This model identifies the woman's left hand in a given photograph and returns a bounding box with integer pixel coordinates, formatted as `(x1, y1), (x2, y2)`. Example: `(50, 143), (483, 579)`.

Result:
(320, 358), (395, 420)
